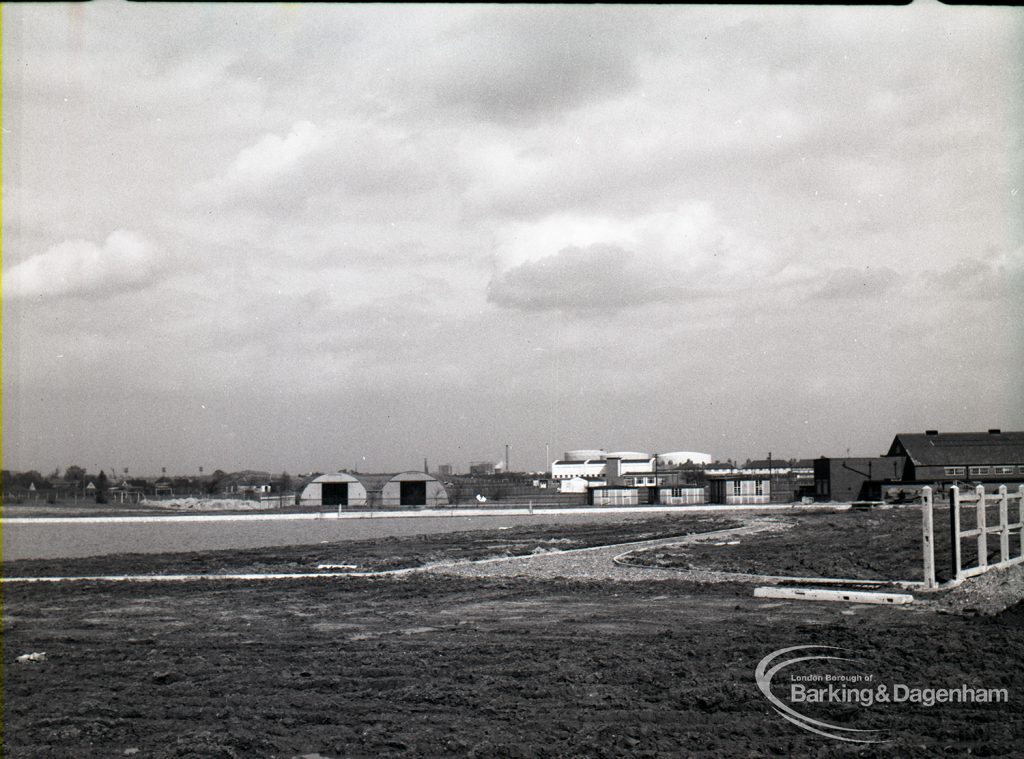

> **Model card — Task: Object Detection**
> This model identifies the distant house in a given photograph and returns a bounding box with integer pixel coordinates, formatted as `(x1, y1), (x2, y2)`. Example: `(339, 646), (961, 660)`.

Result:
(886, 430), (1024, 485)
(704, 458), (814, 504)
(741, 459), (815, 502)
(217, 471), (273, 498)
(108, 480), (145, 504)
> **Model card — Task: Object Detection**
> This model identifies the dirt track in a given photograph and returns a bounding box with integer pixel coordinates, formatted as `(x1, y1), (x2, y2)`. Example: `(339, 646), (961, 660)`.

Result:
(3, 515), (741, 577)
(4, 510), (1024, 758)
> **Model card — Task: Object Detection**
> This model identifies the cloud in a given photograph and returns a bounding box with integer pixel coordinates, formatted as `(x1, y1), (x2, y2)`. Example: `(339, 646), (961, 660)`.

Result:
(4, 4), (1023, 474)
(223, 121), (332, 191)
(809, 266), (899, 301)
(196, 121), (336, 207)
(424, 7), (661, 123)
(4, 230), (162, 300)
(197, 120), (447, 211)
(487, 243), (696, 312)
(921, 248), (1024, 295)
(486, 204), (790, 315)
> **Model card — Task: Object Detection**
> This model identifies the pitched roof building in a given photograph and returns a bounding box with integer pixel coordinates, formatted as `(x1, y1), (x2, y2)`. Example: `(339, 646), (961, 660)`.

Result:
(886, 430), (1024, 483)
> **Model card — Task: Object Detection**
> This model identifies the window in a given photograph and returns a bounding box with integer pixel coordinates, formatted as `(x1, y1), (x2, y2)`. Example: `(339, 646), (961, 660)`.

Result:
(969, 466), (990, 476)
(994, 466), (1015, 475)
(672, 487), (683, 497)
(733, 481), (741, 496)
(755, 480), (763, 496)
(944, 467), (966, 477)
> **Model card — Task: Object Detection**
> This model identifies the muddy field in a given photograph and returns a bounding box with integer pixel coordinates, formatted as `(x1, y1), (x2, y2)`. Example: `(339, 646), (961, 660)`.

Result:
(4, 515), (741, 576)
(624, 508), (939, 582)
(4, 510), (1024, 758)
(622, 507), (1018, 584)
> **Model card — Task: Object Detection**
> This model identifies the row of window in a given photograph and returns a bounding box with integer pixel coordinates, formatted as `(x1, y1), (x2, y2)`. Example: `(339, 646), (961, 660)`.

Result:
(627, 476), (658, 486)
(669, 487), (703, 497)
(943, 465), (1023, 477)
(732, 480), (767, 496)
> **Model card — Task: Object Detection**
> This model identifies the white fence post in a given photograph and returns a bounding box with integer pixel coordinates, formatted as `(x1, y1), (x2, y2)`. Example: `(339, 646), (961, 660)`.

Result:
(921, 486), (936, 589)
(1020, 486), (1024, 560)
(976, 484), (988, 568)
(950, 486), (962, 581)
(998, 485), (1009, 564)
(946, 484), (1024, 583)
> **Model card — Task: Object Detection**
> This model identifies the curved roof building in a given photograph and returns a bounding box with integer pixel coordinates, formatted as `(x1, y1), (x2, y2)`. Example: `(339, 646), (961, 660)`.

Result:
(656, 451), (713, 466)
(300, 471), (449, 509)
(299, 472), (368, 507)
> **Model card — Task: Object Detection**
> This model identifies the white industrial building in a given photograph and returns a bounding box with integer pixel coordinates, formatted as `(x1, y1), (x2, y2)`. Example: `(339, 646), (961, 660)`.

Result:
(551, 448), (712, 483)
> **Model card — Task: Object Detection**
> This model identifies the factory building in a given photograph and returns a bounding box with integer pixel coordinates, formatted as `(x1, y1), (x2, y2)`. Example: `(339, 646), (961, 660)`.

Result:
(551, 448), (712, 481)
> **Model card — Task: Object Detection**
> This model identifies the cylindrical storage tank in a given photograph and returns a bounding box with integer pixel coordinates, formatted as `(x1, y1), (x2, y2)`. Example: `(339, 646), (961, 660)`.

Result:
(607, 451), (650, 460)
(656, 451), (713, 466)
(564, 449), (605, 462)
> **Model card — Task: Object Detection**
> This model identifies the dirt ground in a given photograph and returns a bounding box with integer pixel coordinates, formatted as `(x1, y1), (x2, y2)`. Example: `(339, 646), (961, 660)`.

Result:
(622, 506), (1018, 585)
(4, 510), (1023, 758)
(623, 507), (940, 582)
(3, 515), (741, 577)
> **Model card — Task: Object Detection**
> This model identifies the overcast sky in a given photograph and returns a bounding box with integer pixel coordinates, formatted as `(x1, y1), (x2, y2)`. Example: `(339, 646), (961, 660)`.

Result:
(3, 2), (1022, 477)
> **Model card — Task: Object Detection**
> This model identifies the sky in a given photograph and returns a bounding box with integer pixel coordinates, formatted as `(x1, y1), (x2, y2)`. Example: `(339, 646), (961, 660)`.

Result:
(3, 2), (1023, 477)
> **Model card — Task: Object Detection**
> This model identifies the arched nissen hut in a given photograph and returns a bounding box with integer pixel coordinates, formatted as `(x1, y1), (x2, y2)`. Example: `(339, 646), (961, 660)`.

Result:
(300, 473), (368, 508)
(300, 472), (449, 509)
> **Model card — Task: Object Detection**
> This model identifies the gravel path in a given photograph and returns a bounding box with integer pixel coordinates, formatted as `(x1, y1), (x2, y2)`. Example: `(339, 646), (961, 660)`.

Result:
(427, 519), (790, 583)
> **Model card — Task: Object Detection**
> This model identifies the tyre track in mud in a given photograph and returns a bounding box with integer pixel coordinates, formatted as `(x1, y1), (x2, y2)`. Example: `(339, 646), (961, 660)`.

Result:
(5, 518), (782, 585)
(425, 518), (793, 583)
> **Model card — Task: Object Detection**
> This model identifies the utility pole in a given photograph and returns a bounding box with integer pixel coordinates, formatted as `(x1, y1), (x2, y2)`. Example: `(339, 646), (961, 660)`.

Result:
(652, 452), (659, 504)
(505, 443), (510, 473)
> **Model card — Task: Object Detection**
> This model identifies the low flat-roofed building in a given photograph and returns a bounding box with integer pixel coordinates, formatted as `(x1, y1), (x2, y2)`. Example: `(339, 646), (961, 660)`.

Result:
(813, 457), (906, 502)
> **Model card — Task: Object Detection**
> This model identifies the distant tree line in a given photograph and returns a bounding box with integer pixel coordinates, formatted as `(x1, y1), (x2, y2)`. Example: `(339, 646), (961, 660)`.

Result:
(3, 466), (299, 503)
